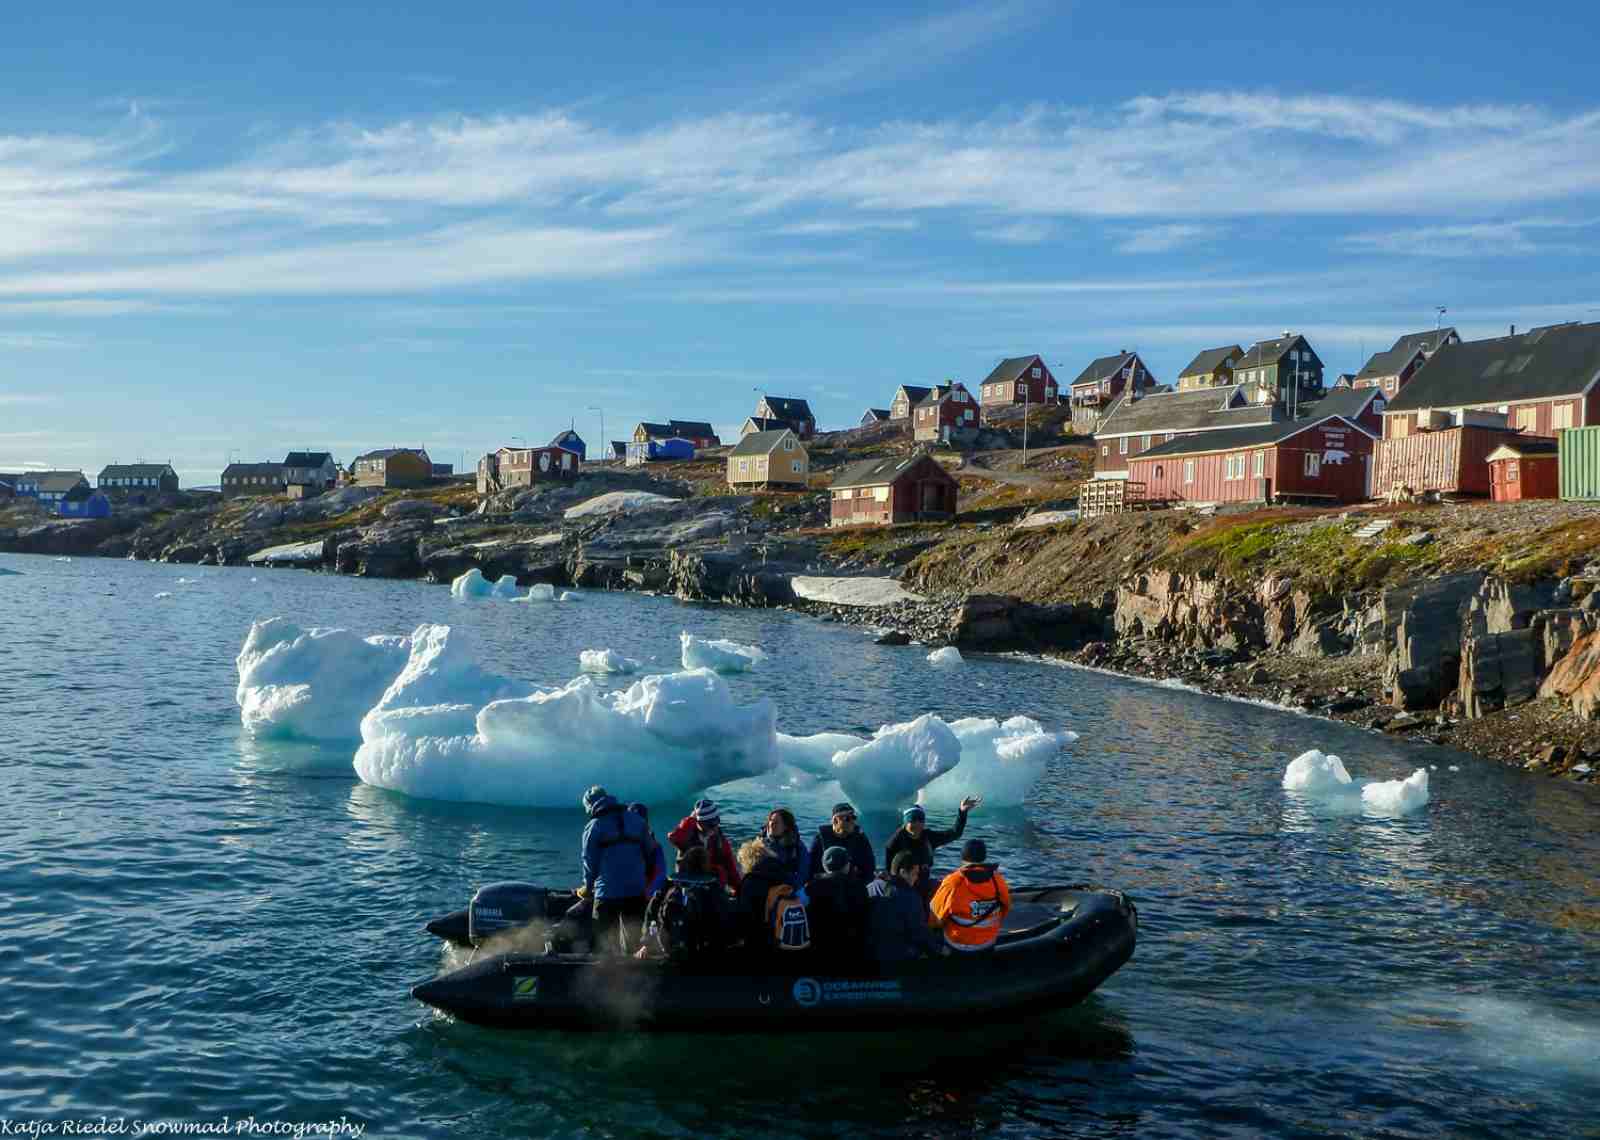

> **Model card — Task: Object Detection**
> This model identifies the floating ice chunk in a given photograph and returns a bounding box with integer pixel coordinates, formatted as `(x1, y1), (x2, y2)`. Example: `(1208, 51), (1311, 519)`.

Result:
(154, 591), (172, 599)
(235, 617), (410, 740)
(361, 623), (531, 729)
(355, 667), (777, 807)
(831, 714), (962, 810)
(776, 731), (868, 777)
(919, 716), (1077, 810)
(1282, 749), (1354, 794)
(1448, 765), (1460, 772)
(449, 568), (493, 598)
(560, 591), (580, 602)
(680, 631), (766, 672)
(927, 647), (963, 668)
(1361, 769), (1430, 816)
(579, 648), (640, 674)
(176, 577), (197, 585)
(510, 582), (557, 603)
(490, 574), (522, 599)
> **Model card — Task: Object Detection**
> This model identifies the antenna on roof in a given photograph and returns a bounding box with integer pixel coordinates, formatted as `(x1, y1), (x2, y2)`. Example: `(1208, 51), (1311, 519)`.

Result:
(1436, 306), (1447, 330)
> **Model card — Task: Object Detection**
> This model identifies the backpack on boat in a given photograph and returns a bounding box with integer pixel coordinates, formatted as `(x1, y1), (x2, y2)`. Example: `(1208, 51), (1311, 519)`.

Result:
(765, 884), (812, 951)
(659, 879), (721, 956)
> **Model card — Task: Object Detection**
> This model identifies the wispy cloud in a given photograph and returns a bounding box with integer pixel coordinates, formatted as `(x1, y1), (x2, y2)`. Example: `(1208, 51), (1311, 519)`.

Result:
(975, 220), (1056, 244)
(775, 218), (919, 236)
(1341, 216), (1600, 257)
(0, 333), (77, 350)
(1118, 223), (1217, 254)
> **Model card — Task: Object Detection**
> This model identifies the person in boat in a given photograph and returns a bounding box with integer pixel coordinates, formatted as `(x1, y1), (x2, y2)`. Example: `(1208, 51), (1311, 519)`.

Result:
(636, 845), (733, 960)
(577, 785), (651, 953)
(929, 839), (1012, 954)
(882, 797), (982, 904)
(629, 802), (668, 899)
(867, 851), (945, 966)
(759, 807), (807, 887)
(668, 799), (742, 890)
(805, 846), (869, 969)
(806, 802), (874, 883)
(736, 837), (813, 957)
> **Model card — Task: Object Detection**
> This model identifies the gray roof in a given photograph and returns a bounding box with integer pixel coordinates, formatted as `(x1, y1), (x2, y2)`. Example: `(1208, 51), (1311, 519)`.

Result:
(353, 447), (428, 463)
(730, 429), (798, 457)
(1072, 352), (1137, 387)
(1384, 322), (1600, 413)
(548, 430), (584, 448)
(981, 355), (1043, 385)
(1135, 415), (1366, 459)
(1236, 335), (1312, 369)
(862, 408), (890, 420)
(760, 396), (813, 420)
(282, 451), (333, 468)
(913, 384), (955, 409)
(744, 416), (787, 432)
(98, 463), (174, 479)
(668, 419), (717, 438)
(35, 470), (89, 493)
(1096, 385), (1276, 438)
(1393, 327), (1458, 356)
(1354, 345), (1423, 382)
(1296, 387), (1382, 423)
(223, 462), (285, 477)
(895, 385), (933, 404)
(830, 453), (948, 490)
(1177, 345), (1243, 378)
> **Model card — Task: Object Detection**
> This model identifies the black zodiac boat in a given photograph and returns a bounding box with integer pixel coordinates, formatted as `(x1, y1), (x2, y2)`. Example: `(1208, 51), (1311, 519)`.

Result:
(414, 882), (1136, 1031)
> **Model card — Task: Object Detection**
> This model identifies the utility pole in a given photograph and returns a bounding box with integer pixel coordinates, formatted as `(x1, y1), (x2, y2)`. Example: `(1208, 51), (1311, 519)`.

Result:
(587, 405), (605, 463)
(1436, 306), (1447, 331)
(1022, 379), (1030, 469)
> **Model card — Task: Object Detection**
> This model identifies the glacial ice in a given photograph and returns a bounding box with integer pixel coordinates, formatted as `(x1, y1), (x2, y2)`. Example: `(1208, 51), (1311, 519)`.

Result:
(1281, 749), (1431, 816)
(235, 617), (411, 740)
(579, 648), (640, 674)
(775, 731), (868, 776)
(919, 716), (1078, 810)
(510, 582), (557, 602)
(154, 591), (171, 599)
(355, 665), (778, 807)
(560, 591), (580, 602)
(491, 574), (523, 599)
(831, 714), (962, 810)
(680, 631), (766, 672)
(927, 646), (964, 668)
(449, 568), (493, 598)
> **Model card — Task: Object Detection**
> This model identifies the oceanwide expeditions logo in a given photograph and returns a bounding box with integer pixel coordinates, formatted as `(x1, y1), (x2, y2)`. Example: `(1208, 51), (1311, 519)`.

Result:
(0, 1118), (365, 1138)
(791, 977), (903, 1007)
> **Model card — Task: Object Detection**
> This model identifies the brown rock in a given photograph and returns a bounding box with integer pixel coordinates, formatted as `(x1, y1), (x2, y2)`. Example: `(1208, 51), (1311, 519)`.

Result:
(1539, 631), (1600, 719)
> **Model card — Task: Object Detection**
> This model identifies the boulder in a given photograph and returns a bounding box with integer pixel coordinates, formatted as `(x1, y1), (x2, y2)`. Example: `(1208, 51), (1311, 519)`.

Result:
(1383, 571), (1486, 709)
(1539, 631), (1600, 719)
(1290, 617), (1348, 658)
(335, 525), (425, 578)
(874, 630), (911, 646)
(1458, 628), (1543, 718)
(383, 499), (441, 521)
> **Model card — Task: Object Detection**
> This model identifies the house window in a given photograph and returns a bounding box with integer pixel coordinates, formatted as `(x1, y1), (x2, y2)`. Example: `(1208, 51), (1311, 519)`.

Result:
(738, 459), (749, 474)
(1514, 406), (1538, 431)
(1101, 445), (1109, 456)
(1141, 434), (1152, 449)
(1304, 452), (1321, 478)
(783, 437), (794, 450)
(1554, 403), (1575, 430)
(791, 461), (802, 474)
(1154, 465), (1164, 479)
(1226, 454), (1244, 480)
(1119, 437), (1129, 455)
(1506, 461), (1519, 483)
(1253, 451), (1265, 477)
(874, 487), (890, 502)
(1031, 366), (1041, 378)
(1183, 460), (1195, 484)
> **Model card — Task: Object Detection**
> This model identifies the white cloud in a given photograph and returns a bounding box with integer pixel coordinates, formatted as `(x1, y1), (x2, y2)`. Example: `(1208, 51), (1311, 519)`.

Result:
(0, 333), (77, 350)
(775, 218), (919, 236)
(1341, 216), (1600, 257)
(1118, 224), (1216, 254)
(975, 220), (1056, 244)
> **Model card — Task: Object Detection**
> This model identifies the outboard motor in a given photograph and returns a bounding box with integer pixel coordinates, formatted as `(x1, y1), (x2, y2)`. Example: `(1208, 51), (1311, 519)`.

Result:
(468, 882), (550, 946)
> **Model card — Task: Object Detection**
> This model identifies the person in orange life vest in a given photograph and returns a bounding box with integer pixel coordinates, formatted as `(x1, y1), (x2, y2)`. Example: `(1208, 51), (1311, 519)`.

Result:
(929, 839), (1011, 952)
(667, 799), (742, 890)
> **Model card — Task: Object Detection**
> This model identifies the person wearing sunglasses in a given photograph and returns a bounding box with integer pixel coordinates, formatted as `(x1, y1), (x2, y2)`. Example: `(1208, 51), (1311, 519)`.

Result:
(806, 802), (875, 884)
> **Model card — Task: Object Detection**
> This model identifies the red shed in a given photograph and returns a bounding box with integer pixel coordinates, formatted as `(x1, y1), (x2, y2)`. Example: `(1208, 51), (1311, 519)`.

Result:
(1125, 415), (1375, 506)
(1487, 438), (1559, 501)
(1373, 424), (1520, 497)
(829, 452), (958, 527)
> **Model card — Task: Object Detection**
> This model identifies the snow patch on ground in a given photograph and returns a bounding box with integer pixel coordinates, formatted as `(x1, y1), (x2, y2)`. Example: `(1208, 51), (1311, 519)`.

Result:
(563, 490), (679, 520)
(791, 576), (924, 607)
(246, 541), (324, 565)
(235, 617), (410, 740)
(1015, 509), (1079, 529)
(1282, 749), (1431, 816)
(579, 648), (640, 674)
(681, 631), (766, 672)
(927, 646), (964, 668)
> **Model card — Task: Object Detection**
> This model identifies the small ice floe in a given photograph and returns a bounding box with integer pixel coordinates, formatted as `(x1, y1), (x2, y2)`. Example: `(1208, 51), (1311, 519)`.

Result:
(154, 592), (172, 599)
(1282, 749), (1430, 816)
(560, 591), (580, 602)
(449, 568), (494, 598)
(175, 577), (197, 585)
(1448, 765), (1460, 772)
(680, 632), (765, 672)
(510, 583), (557, 603)
(578, 649), (640, 675)
(927, 646), (964, 668)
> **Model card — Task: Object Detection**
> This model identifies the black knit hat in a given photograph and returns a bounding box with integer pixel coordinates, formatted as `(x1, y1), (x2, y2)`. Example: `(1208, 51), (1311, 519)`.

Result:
(831, 802), (856, 817)
(961, 838), (987, 863)
(822, 846), (851, 873)
(890, 851), (919, 876)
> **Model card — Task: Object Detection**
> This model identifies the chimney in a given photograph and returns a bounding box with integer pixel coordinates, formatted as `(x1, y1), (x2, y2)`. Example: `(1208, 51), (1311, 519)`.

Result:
(1509, 324), (1516, 336)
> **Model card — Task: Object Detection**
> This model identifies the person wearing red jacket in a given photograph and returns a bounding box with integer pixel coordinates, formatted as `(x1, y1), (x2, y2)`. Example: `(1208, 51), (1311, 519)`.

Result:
(667, 798), (742, 890)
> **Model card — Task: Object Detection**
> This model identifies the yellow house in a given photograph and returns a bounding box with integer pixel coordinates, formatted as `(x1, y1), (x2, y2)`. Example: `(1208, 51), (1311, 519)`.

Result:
(727, 428), (808, 490)
(351, 447), (433, 488)
(1176, 344), (1244, 391)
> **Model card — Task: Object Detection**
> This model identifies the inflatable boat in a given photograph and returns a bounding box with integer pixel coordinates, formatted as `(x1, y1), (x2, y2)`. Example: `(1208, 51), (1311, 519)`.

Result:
(413, 883), (1136, 1031)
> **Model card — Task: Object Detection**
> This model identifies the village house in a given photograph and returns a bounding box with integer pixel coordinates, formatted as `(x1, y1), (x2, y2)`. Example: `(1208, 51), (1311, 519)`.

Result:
(632, 420), (721, 448)
(889, 385), (934, 421)
(1393, 326), (1461, 359)
(1091, 384), (1279, 479)
(281, 452), (338, 492)
(221, 462), (286, 499)
(21, 470), (91, 506)
(1351, 345), (1427, 396)
(978, 355), (1057, 410)
(860, 408), (890, 426)
(58, 485), (112, 518)
(829, 452), (958, 527)
(752, 396), (816, 440)
(727, 428), (808, 490)
(1233, 333), (1325, 407)
(479, 444), (580, 494)
(912, 383), (979, 444)
(1294, 385), (1387, 436)
(351, 447), (432, 489)
(549, 429), (586, 461)
(1381, 322), (1600, 440)
(1175, 345), (1244, 391)
(1126, 414), (1376, 507)
(1069, 351), (1154, 431)
(740, 416), (787, 438)
(97, 463), (179, 499)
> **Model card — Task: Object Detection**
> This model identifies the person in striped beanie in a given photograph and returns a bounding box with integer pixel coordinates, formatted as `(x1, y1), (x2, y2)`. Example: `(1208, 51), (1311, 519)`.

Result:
(667, 798), (742, 890)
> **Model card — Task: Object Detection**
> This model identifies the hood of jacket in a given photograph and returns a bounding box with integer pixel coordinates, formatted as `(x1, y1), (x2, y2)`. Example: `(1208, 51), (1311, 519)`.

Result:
(587, 794), (621, 820)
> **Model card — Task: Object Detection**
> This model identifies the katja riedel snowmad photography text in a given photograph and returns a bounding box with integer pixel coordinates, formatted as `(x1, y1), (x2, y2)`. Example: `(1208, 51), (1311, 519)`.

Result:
(3, 2), (1599, 1137)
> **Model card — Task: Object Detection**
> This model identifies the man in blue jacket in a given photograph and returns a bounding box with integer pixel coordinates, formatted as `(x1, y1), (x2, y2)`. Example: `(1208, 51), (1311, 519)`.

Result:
(579, 785), (650, 953)
(806, 802), (875, 883)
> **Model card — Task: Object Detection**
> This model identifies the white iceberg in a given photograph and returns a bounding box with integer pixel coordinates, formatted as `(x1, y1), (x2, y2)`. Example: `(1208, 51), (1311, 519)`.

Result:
(449, 568), (494, 598)
(579, 648), (640, 674)
(490, 574), (523, 599)
(563, 491), (679, 520)
(1361, 769), (1430, 816)
(510, 582), (557, 602)
(154, 591), (172, 599)
(927, 646), (963, 668)
(831, 714), (962, 810)
(680, 631), (766, 672)
(355, 666), (778, 807)
(776, 731), (868, 777)
(235, 617), (410, 740)
(1281, 749), (1431, 817)
(1282, 749), (1355, 794)
(919, 716), (1077, 810)
(560, 591), (580, 602)
(360, 623), (532, 728)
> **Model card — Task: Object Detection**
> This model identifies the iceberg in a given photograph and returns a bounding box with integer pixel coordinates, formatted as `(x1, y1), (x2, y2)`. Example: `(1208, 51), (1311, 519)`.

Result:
(776, 731), (868, 777)
(355, 666), (778, 807)
(681, 631), (766, 672)
(449, 568), (494, 598)
(579, 648), (641, 674)
(510, 582), (557, 602)
(1282, 749), (1355, 794)
(1361, 768), (1430, 816)
(491, 574), (523, 599)
(235, 617), (410, 740)
(1281, 749), (1431, 816)
(927, 646), (963, 668)
(360, 623), (532, 728)
(919, 716), (1077, 810)
(560, 591), (581, 602)
(830, 714), (962, 810)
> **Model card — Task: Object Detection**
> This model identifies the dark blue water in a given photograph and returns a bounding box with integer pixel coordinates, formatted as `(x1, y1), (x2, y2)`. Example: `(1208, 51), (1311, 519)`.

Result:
(3, 553), (1597, 1138)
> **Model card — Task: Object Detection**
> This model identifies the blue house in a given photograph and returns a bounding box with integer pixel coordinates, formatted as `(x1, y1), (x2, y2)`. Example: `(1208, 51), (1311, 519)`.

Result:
(549, 429), (587, 461)
(58, 486), (111, 518)
(625, 438), (696, 466)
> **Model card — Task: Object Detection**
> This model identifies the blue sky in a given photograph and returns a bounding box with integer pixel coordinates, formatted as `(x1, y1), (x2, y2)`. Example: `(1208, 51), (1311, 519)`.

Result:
(2, 1), (1598, 482)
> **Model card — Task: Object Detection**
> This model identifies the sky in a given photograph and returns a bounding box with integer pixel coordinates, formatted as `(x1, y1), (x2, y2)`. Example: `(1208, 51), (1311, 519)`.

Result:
(2, 0), (1599, 482)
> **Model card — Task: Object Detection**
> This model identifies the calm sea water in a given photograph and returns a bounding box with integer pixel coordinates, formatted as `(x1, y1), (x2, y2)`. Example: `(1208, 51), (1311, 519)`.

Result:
(2, 552), (1597, 1139)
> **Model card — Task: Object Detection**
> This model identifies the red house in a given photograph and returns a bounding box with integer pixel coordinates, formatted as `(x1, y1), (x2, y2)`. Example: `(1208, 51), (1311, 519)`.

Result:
(829, 453), (958, 527)
(978, 355), (1057, 409)
(1125, 415), (1376, 506)
(1488, 438), (1559, 502)
(1069, 351), (1154, 425)
(912, 382), (980, 444)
